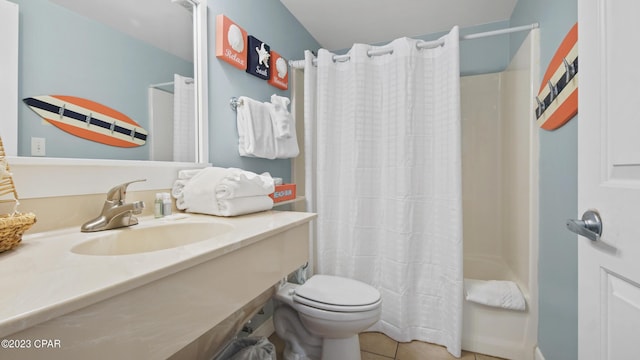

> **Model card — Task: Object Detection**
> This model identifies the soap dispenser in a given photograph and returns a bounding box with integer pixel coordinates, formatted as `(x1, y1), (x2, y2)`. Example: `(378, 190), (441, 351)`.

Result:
(162, 193), (172, 216)
(154, 193), (163, 218)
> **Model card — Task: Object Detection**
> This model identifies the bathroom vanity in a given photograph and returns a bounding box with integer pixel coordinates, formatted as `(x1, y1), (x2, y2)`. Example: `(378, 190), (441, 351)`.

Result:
(0, 211), (315, 359)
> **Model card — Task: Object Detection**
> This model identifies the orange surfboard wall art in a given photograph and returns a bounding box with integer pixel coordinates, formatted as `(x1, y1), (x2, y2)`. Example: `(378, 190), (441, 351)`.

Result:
(535, 23), (578, 131)
(23, 95), (147, 148)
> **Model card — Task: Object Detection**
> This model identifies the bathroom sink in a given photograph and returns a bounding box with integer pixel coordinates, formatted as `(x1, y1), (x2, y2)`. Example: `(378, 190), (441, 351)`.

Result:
(71, 221), (233, 256)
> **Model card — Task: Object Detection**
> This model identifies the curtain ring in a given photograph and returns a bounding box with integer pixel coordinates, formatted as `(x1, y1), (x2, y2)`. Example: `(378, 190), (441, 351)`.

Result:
(367, 49), (394, 58)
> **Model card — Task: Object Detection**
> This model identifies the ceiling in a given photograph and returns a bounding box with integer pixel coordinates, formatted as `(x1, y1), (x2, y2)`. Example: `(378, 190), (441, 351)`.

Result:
(279, 0), (518, 50)
(48, 0), (518, 60)
(50, 0), (193, 61)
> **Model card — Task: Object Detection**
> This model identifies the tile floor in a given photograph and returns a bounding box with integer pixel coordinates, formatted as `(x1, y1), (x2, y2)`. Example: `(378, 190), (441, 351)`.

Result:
(269, 331), (506, 360)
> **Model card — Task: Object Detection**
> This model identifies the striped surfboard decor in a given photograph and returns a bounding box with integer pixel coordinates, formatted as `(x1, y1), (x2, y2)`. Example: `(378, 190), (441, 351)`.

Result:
(23, 95), (148, 148)
(535, 23), (578, 131)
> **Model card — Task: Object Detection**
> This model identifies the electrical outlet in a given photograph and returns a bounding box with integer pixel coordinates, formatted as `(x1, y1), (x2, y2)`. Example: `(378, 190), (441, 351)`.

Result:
(31, 137), (46, 156)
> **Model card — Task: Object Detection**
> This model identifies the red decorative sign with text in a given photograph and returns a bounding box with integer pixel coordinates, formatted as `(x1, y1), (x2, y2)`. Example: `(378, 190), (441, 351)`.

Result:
(268, 51), (289, 90)
(215, 14), (247, 70)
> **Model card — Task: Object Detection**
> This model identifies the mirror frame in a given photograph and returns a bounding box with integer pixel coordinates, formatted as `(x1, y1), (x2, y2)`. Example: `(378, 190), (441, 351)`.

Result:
(7, 0), (209, 199)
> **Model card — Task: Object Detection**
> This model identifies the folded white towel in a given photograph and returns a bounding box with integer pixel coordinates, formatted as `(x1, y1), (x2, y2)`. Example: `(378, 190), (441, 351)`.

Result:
(464, 279), (526, 311)
(176, 195), (187, 210)
(270, 95), (299, 158)
(178, 169), (202, 180)
(171, 179), (189, 199)
(215, 168), (275, 199)
(180, 169), (221, 215)
(237, 96), (277, 159)
(176, 167), (275, 216)
(216, 196), (274, 217)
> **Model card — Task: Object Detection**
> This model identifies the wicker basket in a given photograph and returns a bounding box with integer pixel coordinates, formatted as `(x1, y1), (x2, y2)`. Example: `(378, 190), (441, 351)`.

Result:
(0, 138), (36, 252)
(0, 212), (36, 252)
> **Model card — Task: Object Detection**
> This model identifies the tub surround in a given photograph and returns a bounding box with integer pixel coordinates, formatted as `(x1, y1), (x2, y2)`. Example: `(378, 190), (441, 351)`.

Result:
(462, 255), (534, 359)
(460, 29), (538, 360)
(0, 210), (315, 359)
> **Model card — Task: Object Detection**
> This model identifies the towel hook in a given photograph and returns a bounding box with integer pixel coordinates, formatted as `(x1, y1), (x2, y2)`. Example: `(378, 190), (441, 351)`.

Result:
(547, 80), (558, 102)
(563, 58), (576, 83)
(58, 103), (66, 120)
(535, 97), (546, 118)
(230, 97), (243, 111)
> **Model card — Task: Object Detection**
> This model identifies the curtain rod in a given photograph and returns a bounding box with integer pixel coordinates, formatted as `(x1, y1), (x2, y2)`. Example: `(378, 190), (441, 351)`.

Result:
(289, 22), (539, 69)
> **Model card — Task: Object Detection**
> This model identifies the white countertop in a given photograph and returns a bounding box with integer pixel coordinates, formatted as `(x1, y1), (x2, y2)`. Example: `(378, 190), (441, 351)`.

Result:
(0, 210), (316, 338)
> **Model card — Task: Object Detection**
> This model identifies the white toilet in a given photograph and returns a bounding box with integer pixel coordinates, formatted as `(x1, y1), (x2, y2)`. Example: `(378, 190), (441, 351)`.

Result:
(273, 274), (382, 360)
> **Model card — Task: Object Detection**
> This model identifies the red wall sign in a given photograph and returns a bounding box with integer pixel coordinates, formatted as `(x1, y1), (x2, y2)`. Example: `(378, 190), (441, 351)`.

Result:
(268, 50), (289, 90)
(215, 14), (248, 70)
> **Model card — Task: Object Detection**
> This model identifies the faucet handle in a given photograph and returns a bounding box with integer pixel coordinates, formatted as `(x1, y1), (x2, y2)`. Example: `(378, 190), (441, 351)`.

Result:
(106, 179), (146, 203)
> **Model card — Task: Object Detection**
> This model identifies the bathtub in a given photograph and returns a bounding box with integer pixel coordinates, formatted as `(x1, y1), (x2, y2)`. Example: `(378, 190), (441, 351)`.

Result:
(462, 255), (536, 360)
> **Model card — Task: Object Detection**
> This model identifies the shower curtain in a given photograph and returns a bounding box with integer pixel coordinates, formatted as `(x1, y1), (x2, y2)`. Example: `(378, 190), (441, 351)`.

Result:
(304, 27), (463, 356)
(173, 74), (195, 162)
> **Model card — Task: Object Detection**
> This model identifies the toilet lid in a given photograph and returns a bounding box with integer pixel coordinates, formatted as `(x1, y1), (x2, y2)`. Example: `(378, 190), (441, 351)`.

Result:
(293, 275), (381, 311)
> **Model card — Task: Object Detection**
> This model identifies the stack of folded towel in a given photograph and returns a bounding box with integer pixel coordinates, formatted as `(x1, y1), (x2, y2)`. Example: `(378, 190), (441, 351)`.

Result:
(172, 167), (275, 217)
(236, 94), (299, 159)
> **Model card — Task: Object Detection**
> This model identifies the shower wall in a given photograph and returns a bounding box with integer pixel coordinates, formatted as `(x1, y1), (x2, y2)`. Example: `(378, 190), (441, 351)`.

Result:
(461, 73), (503, 258)
(459, 30), (539, 360)
(460, 48), (536, 288)
(500, 47), (537, 287)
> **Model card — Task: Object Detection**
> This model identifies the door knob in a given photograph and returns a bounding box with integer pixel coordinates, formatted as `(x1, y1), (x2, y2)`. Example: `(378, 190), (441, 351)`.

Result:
(566, 209), (602, 242)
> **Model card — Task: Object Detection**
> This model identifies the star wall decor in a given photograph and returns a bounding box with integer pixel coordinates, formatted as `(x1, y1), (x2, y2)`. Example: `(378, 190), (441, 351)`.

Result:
(246, 35), (271, 80)
(257, 43), (271, 68)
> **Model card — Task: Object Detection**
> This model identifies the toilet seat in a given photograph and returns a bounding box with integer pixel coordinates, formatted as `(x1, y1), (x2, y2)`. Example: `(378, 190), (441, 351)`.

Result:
(293, 275), (381, 313)
(294, 295), (381, 312)
(294, 299), (382, 323)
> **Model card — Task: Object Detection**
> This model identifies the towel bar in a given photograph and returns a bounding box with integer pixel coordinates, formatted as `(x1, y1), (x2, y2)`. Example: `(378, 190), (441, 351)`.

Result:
(230, 97), (243, 111)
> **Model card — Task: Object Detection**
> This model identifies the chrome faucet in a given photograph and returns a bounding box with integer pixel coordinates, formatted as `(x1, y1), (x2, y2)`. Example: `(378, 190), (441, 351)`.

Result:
(81, 179), (146, 232)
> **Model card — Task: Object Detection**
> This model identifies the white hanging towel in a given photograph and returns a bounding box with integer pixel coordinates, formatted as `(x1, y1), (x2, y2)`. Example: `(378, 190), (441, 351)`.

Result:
(464, 279), (526, 311)
(237, 96), (277, 159)
(270, 94), (299, 158)
(270, 95), (293, 139)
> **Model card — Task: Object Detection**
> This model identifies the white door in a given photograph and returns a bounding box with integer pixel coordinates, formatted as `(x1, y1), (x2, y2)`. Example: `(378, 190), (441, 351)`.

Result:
(576, 0), (640, 359)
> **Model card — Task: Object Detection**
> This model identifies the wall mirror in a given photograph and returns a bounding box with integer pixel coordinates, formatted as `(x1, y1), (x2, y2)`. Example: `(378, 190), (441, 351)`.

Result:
(5, 0), (208, 164)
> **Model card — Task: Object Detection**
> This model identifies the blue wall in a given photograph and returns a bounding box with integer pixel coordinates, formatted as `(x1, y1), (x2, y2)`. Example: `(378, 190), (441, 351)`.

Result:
(206, 0), (320, 182)
(14, 0), (193, 160)
(510, 1), (578, 359)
